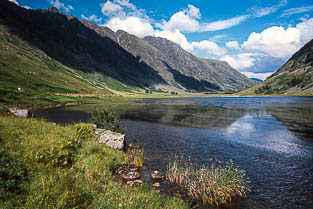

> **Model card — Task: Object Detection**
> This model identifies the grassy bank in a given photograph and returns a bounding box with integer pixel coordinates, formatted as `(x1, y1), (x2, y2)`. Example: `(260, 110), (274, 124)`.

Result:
(0, 115), (188, 209)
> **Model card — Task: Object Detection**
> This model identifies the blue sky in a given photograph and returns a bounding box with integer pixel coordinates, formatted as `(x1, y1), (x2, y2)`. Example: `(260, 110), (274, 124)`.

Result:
(10, 0), (313, 80)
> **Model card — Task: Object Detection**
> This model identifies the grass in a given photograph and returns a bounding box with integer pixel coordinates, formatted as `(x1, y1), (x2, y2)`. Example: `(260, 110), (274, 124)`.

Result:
(167, 156), (250, 207)
(0, 115), (189, 209)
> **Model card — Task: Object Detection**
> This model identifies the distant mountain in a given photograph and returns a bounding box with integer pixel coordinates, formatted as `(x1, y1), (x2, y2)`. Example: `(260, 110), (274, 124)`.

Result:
(241, 39), (313, 95)
(0, 0), (255, 95)
(250, 78), (263, 82)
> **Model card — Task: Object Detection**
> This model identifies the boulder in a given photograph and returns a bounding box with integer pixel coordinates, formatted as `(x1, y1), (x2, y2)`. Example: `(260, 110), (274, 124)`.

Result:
(9, 108), (28, 118)
(98, 130), (125, 150)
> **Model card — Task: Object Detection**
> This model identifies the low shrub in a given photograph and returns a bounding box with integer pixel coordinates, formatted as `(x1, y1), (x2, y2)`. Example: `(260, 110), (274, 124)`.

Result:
(167, 156), (250, 207)
(74, 123), (95, 142)
(35, 137), (78, 168)
(89, 109), (125, 133)
(0, 148), (27, 200)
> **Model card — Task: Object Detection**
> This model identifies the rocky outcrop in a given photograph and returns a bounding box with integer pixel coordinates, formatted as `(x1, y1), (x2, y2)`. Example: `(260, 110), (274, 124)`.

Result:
(9, 108), (28, 118)
(95, 128), (125, 150)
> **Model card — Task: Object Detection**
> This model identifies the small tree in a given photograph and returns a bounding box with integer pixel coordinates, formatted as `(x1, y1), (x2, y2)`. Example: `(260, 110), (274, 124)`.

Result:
(89, 109), (125, 133)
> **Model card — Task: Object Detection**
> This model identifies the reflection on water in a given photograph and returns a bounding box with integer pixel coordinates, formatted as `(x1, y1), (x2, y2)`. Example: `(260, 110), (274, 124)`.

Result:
(33, 96), (313, 208)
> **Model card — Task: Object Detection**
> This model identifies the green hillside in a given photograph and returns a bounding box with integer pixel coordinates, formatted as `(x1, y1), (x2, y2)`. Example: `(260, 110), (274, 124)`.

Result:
(0, 25), (138, 108)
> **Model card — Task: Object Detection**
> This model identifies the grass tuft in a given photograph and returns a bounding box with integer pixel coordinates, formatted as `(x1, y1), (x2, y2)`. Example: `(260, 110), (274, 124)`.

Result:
(167, 156), (250, 207)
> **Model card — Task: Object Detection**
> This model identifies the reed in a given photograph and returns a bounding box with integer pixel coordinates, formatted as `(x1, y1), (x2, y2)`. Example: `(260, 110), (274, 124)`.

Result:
(125, 148), (144, 168)
(167, 156), (250, 206)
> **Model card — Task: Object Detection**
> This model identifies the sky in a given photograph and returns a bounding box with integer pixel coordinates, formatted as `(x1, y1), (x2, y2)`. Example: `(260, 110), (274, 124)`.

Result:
(9, 0), (313, 80)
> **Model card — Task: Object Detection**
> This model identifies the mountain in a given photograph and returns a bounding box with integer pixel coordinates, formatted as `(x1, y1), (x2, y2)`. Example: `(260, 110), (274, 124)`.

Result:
(242, 39), (313, 95)
(0, 0), (255, 98)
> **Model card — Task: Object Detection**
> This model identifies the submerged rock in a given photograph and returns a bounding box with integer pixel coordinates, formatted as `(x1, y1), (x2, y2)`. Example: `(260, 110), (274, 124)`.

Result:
(9, 108), (28, 118)
(97, 129), (125, 150)
(121, 171), (140, 181)
(151, 170), (165, 181)
(127, 179), (142, 187)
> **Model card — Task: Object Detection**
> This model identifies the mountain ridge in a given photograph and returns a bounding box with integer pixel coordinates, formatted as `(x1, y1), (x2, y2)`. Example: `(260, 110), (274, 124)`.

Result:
(0, 0), (255, 96)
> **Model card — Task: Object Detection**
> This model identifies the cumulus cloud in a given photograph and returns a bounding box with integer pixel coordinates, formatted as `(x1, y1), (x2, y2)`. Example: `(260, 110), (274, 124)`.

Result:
(240, 72), (274, 81)
(242, 18), (313, 59)
(192, 40), (227, 56)
(226, 41), (240, 50)
(155, 30), (193, 51)
(220, 53), (255, 70)
(296, 18), (313, 44)
(81, 14), (102, 23)
(106, 16), (155, 38)
(280, 6), (313, 17)
(9, 0), (18, 5)
(242, 26), (301, 59)
(159, 4), (201, 33)
(101, 1), (125, 17)
(49, 0), (74, 12)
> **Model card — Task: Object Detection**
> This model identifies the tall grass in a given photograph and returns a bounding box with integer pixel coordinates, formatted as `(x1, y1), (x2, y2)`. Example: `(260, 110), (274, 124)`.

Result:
(167, 156), (250, 207)
(0, 116), (189, 208)
(125, 148), (144, 168)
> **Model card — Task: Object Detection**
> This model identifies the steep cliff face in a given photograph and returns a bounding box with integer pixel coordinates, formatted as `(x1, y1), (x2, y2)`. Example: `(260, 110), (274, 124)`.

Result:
(0, 0), (255, 93)
(246, 39), (313, 95)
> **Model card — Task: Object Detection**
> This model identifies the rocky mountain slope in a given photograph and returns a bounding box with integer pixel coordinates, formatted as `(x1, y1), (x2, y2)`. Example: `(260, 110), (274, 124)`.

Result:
(242, 39), (313, 95)
(0, 0), (255, 95)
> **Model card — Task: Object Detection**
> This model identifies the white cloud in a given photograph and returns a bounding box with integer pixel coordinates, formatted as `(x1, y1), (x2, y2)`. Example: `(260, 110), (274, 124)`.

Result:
(9, 0), (18, 5)
(113, 0), (136, 10)
(101, 1), (125, 17)
(220, 53), (255, 70)
(296, 18), (313, 44)
(155, 30), (194, 52)
(242, 18), (313, 59)
(240, 72), (274, 80)
(106, 16), (155, 38)
(226, 41), (240, 50)
(159, 4), (200, 33)
(49, 0), (74, 12)
(250, 0), (287, 18)
(185, 4), (201, 19)
(81, 14), (102, 23)
(192, 40), (227, 56)
(200, 15), (250, 32)
(280, 6), (313, 17)
(242, 26), (301, 59)
(22, 6), (32, 9)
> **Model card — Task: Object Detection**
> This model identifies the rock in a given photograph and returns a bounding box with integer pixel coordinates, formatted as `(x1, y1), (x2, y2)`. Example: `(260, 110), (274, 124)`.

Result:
(152, 182), (160, 188)
(9, 108), (28, 118)
(98, 130), (125, 150)
(127, 180), (142, 187)
(94, 128), (105, 137)
(121, 171), (140, 181)
(151, 170), (165, 181)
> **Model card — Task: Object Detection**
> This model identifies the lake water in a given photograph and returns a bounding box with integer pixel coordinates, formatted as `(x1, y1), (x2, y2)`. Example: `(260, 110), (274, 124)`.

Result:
(34, 96), (313, 208)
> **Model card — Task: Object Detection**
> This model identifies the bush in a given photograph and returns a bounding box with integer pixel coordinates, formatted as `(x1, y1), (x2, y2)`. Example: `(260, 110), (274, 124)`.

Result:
(166, 156), (250, 207)
(89, 109), (125, 133)
(35, 137), (78, 168)
(74, 123), (95, 141)
(0, 149), (27, 200)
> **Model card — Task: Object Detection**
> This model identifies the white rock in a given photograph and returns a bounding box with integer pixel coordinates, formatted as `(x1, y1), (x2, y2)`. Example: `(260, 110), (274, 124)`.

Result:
(9, 108), (28, 118)
(98, 130), (125, 150)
